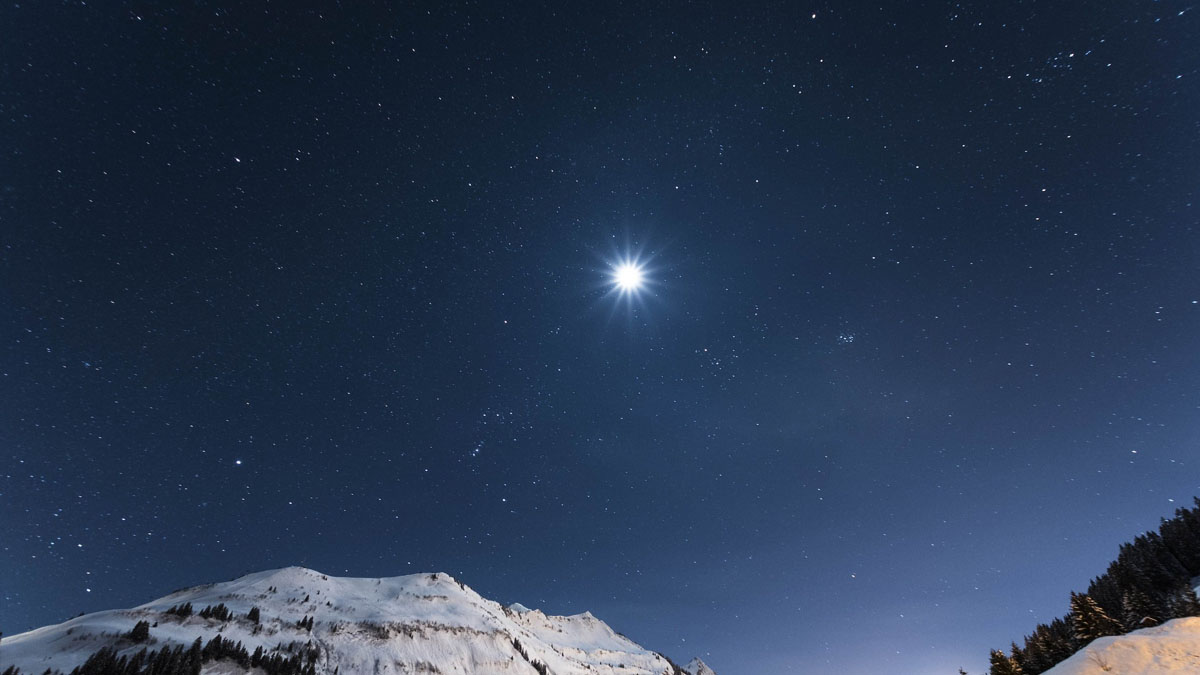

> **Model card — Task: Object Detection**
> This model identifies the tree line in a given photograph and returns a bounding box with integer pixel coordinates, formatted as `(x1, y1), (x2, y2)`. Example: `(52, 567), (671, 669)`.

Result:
(1, 619), (316, 675)
(987, 497), (1200, 674)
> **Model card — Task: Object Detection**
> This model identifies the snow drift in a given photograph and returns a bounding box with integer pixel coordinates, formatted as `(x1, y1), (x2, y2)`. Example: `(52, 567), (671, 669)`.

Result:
(1044, 616), (1200, 674)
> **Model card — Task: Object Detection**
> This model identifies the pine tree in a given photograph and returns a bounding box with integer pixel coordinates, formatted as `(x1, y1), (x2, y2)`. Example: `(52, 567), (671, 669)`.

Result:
(185, 637), (203, 673)
(248, 606), (261, 624)
(1168, 584), (1200, 618)
(1008, 641), (1031, 674)
(1045, 616), (1078, 664)
(989, 649), (1023, 675)
(130, 647), (151, 672)
(1148, 532), (1191, 583)
(71, 646), (120, 674)
(1019, 623), (1058, 673)
(1160, 516), (1200, 575)
(166, 602), (194, 618)
(1121, 587), (1160, 631)
(126, 619), (151, 642)
(1071, 592), (1123, 643)
(1086, 571), (1124, 620)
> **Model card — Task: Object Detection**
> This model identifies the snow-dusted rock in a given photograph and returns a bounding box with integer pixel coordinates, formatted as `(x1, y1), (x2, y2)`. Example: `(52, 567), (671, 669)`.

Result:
(0, 566), (713, 675)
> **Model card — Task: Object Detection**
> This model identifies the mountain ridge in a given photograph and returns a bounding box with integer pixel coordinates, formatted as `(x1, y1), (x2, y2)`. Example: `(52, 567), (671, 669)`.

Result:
(0, 566), (713, 675)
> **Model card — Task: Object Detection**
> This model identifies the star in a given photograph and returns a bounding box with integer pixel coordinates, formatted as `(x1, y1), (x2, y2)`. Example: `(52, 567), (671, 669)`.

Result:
(613, 262), (645, 292)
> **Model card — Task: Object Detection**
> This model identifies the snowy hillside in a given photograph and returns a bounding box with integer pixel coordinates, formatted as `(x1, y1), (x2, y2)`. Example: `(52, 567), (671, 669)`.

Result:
(0, 567), (713, 675)
(1044, 617), (1200, 674)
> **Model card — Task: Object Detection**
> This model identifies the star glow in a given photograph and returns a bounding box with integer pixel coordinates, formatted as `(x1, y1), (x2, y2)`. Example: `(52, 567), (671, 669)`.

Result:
(614, 262), (645, 292)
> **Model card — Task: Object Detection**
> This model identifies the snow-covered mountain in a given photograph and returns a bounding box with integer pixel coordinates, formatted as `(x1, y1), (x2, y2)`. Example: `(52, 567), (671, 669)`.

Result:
(0, 566), (713, 675)
(1044, 616), (1200, 674)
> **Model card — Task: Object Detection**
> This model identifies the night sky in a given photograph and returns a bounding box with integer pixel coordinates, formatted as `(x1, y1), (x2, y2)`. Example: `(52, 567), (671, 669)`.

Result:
(2, 2), (1199, 673)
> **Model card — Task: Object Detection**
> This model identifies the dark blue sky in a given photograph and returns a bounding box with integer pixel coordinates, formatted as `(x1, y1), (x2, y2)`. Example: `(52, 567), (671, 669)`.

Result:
(2, 2), (1198, 673)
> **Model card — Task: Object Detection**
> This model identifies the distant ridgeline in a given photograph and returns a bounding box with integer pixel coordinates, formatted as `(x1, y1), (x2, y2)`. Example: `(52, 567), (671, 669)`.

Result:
(987, 498), (1200, 675)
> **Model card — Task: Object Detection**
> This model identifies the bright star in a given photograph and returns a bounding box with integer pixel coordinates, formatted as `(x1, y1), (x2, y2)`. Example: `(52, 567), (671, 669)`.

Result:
(594, 243), (661, 318)
(614, 262), (645, 292)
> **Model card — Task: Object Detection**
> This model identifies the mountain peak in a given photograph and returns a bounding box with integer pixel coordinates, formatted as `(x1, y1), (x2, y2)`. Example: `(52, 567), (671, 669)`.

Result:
(1, 567), (717, 675)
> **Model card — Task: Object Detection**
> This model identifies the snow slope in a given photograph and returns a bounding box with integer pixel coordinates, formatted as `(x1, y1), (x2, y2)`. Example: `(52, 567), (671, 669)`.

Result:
(0, 566), (713, 675)
(1045, 617), (1200, 674)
